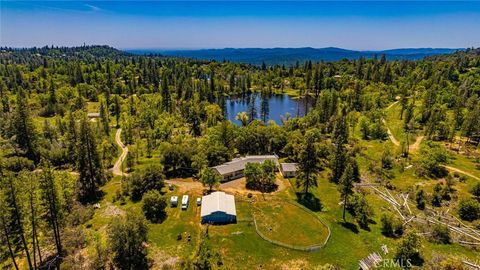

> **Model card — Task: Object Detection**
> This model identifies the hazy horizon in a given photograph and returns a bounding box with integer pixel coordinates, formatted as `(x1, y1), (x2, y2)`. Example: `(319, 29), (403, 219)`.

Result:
(124, 46), (466, 51)
(1, 46), (468, 51)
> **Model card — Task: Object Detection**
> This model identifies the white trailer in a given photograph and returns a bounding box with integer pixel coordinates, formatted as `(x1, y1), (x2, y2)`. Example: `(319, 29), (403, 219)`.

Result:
(170, 196), (178, 207)
(181, 195), (189, 210)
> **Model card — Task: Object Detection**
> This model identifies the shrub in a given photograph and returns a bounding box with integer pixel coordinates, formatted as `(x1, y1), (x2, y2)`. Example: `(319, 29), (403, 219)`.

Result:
(4, 156), (35, 172)
(348, 194), (374, 229)
(381, 214), (404, 238)
(395, 231), (423, 267)
(458, 198), (480, 221)
(416, 189), (426, 210)
(245, 160), (278, 193)
(108, 213), (148, 269)
(417, 142), (449, 178)
(142, 190), (167, 223)
(127, 165), (165, 201)
(430, 224), (451, 244)
(470, 183), (480, 199)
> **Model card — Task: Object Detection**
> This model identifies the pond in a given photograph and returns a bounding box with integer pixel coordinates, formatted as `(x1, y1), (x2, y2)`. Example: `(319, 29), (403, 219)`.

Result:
(225, 93), (306, 126)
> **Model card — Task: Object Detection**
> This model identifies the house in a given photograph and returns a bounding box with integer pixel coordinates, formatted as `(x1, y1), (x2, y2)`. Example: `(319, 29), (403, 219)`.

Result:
(212, 155), (279, 182)
(170, 196), (178, 207)
(201, 191), (236, 224)
(181, 195), (189, 210)
(280, 163), (298, 178)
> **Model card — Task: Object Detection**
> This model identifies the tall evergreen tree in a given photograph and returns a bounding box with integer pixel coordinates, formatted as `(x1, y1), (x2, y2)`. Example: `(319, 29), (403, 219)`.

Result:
(11, 89), (39, 162)
(77, 116), (104, 203)
(331, 110), (349, 184)
(297, 130), (322, 194)
(38, 161), (63, 256)
(339, 162), (355, 222)
(1, 172), (34, 269)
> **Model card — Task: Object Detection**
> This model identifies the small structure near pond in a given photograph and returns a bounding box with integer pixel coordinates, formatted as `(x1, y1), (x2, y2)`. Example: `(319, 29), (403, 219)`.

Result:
(201, 191), (236, 224)
(280, 163), (297, 178)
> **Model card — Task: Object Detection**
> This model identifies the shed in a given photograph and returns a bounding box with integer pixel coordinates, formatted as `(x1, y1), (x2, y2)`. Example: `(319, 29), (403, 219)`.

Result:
(280, 163), (298, 178)
(201, 191), (236, 224)
(170, 196), (178, 207)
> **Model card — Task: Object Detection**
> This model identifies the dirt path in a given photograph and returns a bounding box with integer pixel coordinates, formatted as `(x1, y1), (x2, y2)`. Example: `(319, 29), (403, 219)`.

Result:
(165, 178), (203, 193)
(382, 118), (400, 146)
(443, 165), (480, 181)
(409, 135), (424, 151)
(385, 100), (399, 110)
(112, 128), (129, 176)
(166, 176), (290, 195)
(382, 101), (401, 146)
(220, 176), (288, 195)
(383, 100), (424, 150)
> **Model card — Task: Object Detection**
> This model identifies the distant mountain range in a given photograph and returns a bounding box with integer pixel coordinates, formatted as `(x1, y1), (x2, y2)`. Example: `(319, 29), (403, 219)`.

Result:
(127, 47), (463, 65)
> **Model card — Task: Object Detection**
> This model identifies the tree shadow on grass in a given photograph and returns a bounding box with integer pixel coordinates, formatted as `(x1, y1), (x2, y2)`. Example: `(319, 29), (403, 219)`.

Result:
(340, 221), (359, 234)
(80, 190), (105, 205)
(295, 192), (323, 212)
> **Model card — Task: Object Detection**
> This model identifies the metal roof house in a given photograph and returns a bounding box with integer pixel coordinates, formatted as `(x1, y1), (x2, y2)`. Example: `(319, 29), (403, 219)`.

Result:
(280, 163), (298, 178)
(212, 155), (279, 182)
(201, 191), (236, 224)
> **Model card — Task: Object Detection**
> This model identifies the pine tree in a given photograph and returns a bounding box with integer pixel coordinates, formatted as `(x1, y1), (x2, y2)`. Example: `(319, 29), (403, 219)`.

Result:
(77, 116), (104, 203)
(112, 95), (122, 128)
(297, 130), (322, 194)
(99, 99), (110, 136)
(38, 161), (63, 256)
(1, 172), (34, 269)
(22, 171), (43, 267)
(0, 175), (20, 270)
(331, 111), (348, 184)
(11, 89), (39, 162)
(339, 162), (355, 222)
(161, 75), (171, 112)
(66, 110), (78, 165)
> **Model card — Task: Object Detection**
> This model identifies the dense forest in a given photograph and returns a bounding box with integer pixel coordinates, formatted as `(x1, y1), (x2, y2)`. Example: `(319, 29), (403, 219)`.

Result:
(0, 45), (479, 269)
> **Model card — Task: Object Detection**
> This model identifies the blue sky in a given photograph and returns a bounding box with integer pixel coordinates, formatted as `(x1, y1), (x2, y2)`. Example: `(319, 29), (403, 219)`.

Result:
(1, 1), (480, 50)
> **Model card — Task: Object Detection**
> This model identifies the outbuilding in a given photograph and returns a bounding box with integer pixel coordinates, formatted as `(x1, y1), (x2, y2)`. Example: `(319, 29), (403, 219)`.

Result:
(280, 163), (298, 178)
(201, 191), (236, 224)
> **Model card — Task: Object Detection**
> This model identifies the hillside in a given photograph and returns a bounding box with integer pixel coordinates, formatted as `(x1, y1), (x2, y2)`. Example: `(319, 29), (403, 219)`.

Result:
(0, 45), (479, 270)
(129, 47), (463, 65)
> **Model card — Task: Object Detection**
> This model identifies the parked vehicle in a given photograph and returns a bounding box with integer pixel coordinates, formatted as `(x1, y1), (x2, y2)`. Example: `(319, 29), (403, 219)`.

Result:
(182, 195), (189, 210)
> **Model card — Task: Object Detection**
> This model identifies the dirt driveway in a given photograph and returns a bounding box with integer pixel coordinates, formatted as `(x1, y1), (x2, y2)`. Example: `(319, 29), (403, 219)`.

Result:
(165, 178), (203, 193)
(166, 175), (290, 195)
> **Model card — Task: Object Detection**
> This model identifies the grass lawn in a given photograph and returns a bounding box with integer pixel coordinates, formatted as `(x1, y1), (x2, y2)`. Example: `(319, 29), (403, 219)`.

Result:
(253, 198), (330, 248)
